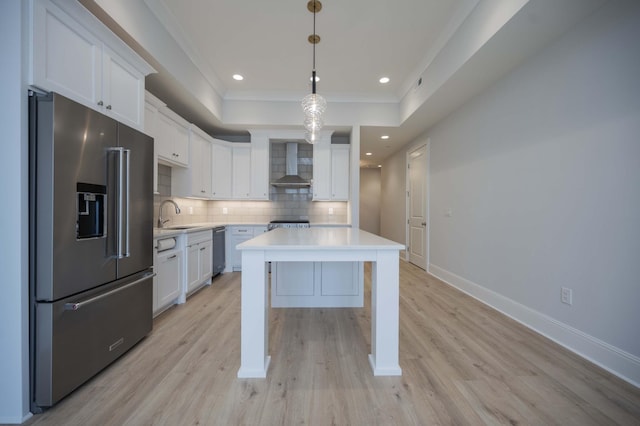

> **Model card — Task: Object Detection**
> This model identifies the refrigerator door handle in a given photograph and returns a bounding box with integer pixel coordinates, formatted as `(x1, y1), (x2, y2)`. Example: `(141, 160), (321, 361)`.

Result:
(123, 148), (131, 258)
(109, 147), (130, 259)
(64, 272), (155, 311)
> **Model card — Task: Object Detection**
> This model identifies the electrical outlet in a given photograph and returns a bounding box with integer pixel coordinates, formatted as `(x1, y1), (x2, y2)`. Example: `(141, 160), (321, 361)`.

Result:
(328, 207), (334, 215)
(222, 207), (228, 215)
(188, 206), (194, 215)
(561, 287), (573, 305)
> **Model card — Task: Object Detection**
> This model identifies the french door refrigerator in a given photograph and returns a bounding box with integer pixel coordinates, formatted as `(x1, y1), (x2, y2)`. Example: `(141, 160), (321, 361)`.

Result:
(29, 92), (154, 410)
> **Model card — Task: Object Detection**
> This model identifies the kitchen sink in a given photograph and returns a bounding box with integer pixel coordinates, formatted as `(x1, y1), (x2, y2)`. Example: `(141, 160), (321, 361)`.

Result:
(154, 225), (201, 231)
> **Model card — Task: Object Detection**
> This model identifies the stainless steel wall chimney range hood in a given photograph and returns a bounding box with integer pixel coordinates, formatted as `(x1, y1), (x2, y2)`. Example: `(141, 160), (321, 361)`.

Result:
(271, 142), (311, 187)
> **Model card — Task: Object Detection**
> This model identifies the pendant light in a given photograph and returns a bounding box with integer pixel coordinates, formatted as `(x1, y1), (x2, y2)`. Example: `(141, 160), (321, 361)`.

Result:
(302, 0), (326, 143)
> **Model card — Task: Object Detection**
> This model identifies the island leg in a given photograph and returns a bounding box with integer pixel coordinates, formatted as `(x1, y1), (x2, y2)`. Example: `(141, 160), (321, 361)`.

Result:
(369, 250), (402, 376)
(237, 250), (271, 378)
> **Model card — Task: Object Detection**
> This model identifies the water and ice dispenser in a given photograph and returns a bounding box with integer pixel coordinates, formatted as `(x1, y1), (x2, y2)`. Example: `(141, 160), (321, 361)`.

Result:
(76, 182), (106, 240)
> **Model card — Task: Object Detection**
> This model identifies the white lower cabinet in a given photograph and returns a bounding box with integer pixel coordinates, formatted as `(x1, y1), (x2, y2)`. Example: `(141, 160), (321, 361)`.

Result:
(225, 225), (267, 272)
(153, 243), (183, 316)
(184, 231), (213, 295)
(271, 261), (363, 308)
(274, 262), (315, 296)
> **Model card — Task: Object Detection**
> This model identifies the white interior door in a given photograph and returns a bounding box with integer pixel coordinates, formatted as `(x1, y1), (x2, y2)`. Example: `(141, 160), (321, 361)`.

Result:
(407, 145), (428, 269)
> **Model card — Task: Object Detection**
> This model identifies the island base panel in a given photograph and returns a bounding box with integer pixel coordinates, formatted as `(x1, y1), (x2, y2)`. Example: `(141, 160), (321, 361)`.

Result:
(239, 251), (270, 378)
(368, 354), (402, 376)
(237, 356), (271, 378)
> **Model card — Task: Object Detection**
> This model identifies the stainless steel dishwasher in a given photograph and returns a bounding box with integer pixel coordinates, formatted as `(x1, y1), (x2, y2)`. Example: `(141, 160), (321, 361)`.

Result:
(212, 226), (226, 276)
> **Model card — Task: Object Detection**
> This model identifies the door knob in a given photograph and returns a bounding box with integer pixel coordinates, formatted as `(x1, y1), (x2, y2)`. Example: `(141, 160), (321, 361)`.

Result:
(421, 222), (426, 226)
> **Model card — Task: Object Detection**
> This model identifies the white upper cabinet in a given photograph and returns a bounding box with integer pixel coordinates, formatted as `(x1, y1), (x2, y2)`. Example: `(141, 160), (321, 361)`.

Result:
(313, 137), (350, 201)
(29, 0), (154, 131)
(229, 138), (269, 201)
(211, 141), (233, 199)
(312, 140), (331, 200)
(330, 145), (350, 201)
(101, 47), (145, 127)
(232, 144), (252, 199)
(172, 125), (212, 198)
(190, 129), (213, 197)
(155, 108), (190, 167)
(249, 133), (270, 200)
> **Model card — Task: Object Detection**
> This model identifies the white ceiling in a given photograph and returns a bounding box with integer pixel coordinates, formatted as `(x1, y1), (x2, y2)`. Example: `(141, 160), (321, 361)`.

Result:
(84, 0), (606, 167)
(154, 0), (466, 103)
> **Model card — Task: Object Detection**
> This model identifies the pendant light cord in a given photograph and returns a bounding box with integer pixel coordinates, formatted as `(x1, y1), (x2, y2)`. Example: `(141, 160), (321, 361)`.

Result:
(311, 0), (317, 94)
(313, 0), (316, 70)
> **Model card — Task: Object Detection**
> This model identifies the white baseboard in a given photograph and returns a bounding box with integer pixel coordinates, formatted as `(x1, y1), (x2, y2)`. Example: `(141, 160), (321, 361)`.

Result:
(0, 412), (31, 425)
(428, 264), (640, 388)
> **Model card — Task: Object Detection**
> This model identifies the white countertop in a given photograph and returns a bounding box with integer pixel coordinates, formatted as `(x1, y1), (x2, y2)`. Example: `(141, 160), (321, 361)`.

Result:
(154, 222), (352, 239)
(237, 228), (404, 251)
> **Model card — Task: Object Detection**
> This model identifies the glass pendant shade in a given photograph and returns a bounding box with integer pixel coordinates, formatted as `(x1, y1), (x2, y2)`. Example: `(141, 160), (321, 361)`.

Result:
(305, 130), (319, 143)
(301, 92), (327, 117)
(303, 114), (323, 133)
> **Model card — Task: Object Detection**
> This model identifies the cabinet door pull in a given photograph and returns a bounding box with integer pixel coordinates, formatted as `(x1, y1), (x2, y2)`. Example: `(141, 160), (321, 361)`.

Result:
(168, 254), (177, 259)
(97, 100), (104, 106)
(106, 104), (112, 110)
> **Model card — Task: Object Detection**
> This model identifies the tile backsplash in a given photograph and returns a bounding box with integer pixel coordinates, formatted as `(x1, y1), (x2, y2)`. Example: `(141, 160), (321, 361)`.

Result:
(154, 197), (348, 226)
(154, 144), (348, 226)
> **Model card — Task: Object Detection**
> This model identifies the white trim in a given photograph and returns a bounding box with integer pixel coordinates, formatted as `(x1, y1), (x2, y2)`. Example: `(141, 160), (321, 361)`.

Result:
(404, 151), (410, 263)
(398, 0), (480, 99)
(425, 140), (431, 272)
(143, 0), (225, 96)
(428, 264), (640, 388)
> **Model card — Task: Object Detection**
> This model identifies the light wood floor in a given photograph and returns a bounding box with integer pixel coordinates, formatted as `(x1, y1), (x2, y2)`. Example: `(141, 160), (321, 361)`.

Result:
(26, 261), (640, 425)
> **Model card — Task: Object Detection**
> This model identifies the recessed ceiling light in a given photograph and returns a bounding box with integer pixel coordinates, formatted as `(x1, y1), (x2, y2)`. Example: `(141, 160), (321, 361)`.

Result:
(310, 75), (320, 82)
(377, 165), (382, 168)
(380, 135), (389, 140)
(365, 152), (372, 156)
(379, 77), (390, 84)
(233, 74), (244, 81)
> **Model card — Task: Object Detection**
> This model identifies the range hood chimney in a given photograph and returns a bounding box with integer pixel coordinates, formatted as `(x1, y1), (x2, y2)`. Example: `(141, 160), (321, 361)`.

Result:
(271, 143), (311, 187)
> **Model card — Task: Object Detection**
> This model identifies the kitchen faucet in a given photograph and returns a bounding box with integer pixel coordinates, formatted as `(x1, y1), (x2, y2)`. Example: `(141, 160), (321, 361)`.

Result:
(157, 199), (181, 228)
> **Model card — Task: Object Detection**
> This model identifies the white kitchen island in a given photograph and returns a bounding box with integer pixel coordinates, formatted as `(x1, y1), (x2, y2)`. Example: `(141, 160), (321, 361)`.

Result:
(236, 227), (404, 378)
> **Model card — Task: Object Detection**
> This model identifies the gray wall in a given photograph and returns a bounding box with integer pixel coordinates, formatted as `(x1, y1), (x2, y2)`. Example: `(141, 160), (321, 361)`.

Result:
(380, 151), (408, 244)
(359, 168), (381, 235)
(381, 0), (640, 383)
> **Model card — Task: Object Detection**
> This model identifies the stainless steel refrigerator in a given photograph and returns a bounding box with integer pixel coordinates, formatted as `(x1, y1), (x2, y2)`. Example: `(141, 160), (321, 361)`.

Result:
(29, 92), (154, 410)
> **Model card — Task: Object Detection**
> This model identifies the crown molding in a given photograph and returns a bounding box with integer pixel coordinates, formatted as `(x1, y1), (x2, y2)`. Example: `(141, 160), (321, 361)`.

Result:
(144, 0), (226, 98)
